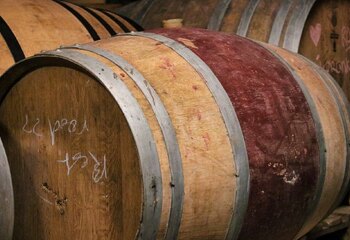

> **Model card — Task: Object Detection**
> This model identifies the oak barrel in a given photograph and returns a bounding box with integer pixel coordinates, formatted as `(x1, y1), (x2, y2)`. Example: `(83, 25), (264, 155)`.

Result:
(117, 0), (350, 100)
(0, 0), (142, 76)
(0, 28), (349, 240)
(0, 138), (13, 240)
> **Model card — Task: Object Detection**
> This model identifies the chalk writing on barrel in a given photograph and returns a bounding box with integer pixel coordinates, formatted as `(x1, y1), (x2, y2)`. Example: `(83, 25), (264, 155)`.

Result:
(22, 115), (89, 145)
(48, 118), (89, 145)
(57, 151), (107, 183)
(22, 114), (42, 137)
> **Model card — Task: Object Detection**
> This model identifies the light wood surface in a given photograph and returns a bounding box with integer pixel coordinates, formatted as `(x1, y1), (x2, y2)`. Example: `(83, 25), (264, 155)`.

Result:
(0, 67), (143, 239)
(1, 28), (349, 240)
(91, 35), (237, 240)
(0, 0), (138, 75)
(0, 32), (237, 239)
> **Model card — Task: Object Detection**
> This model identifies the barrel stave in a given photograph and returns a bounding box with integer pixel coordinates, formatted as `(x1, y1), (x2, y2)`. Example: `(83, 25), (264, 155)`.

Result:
(0, 0), (139, 75)
(150, 28), (321, 240)
(89, 35), (237, 239)
(264, 44), (348, 239)
(0, 27), (349, 240)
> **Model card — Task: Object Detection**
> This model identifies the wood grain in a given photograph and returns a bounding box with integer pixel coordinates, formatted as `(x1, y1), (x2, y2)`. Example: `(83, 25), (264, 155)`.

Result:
(0, 0), (137, 75)
(265, 44), (347, 239)
(0, 67), (143, 240)
(1, 27), (349, 240)
(118, 0), (350, 100)
(298, 0), (350, 99)
(150, 28), (321, 240)
(90, 35), (237, 240)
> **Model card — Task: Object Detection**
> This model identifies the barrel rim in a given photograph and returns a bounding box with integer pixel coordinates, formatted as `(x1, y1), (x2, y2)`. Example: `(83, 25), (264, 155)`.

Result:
(63, 43), (185, 240)
(268, 0), (293, 45)
(0, 137), (13, 240)
(282, 0), (317, 52)
(256, 41), (327, 238)
(207, 0), (232, 31)
(301, 56), (350, 217)
(236, 0), (260, 37)
(122, 31), (250, 240)
(0, 51), (163, 240)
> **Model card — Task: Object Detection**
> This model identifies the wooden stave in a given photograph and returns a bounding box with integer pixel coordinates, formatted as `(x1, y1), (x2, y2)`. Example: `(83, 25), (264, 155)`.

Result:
(118, 0), (350, 100)
(0, 53), (163, 240)
(0, 31), (242, 240)
(63, 44), (184, 240)
(124, 32), (249, 240)
(0, 0), (141, 76)
(302, 56), (350, 222)
(261, 43), (349, 239)
(85, 34), (240, 240)
(148, 28), (335, 240)
(0, 27), (348, 239)
(113, 0), (321, 55)
(0, 138), (13, 240)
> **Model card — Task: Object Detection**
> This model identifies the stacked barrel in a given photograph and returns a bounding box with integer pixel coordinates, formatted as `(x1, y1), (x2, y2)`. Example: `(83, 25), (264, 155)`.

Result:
(0, 0), (142, 75)
(0, 27), (349, 240)
(117, 0), (350, 100)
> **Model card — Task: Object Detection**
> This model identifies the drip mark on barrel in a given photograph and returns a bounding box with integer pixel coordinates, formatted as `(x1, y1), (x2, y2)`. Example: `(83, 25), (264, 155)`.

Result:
(0, 16), (25, 62)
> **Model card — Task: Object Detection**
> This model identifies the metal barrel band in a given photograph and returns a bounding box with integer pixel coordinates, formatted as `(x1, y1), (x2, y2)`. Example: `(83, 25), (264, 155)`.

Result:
(283, 0), (317, 52)
(236, 0), (260, 37)
(79, 6), (117, 36)
(268, 0), (293, 45)
(96, 9), (132, 32)
(53, 0), (100, 41)
(0, 50), (163, 240)
(0, 16), (25, 62)
(257, 42), (327, 239)
(302, 56), (350, 214)
(0, 138), (13, 240)
(63, 43), (184, 240)
(120, 31), (250, 240)
(207, 0), (232, 31)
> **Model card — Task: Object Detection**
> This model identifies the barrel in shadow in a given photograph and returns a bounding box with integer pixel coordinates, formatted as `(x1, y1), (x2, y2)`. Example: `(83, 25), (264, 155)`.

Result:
(0, 138), (13, 240)
(0, 0), (142, 76)
(0, 28), (349, 240)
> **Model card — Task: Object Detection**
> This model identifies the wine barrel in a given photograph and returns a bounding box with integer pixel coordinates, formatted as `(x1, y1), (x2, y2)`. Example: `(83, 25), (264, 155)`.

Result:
(64, 0), (138, 11)
(0, 0), (143, 76)
(0, 139), (13, 240)
(0, 28), (349, 240)
(117, 0), (350, 100)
